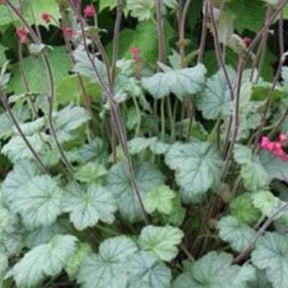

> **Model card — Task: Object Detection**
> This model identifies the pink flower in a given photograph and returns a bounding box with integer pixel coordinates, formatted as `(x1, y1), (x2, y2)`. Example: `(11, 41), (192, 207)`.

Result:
(63, 27), (75, 38)
(274, 142), (282, 150)
(41, 12), (52, 24)
(84, 4), (96, 18)
(260, 133), (288, 161)
(273, 147), (285, 157)
(16, 28), (28, 43)
(0, 0), (6, 4)
(260, 136), (270, 150)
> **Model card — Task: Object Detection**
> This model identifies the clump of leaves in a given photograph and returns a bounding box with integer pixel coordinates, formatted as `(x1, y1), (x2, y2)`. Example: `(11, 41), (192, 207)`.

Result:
(0, 0), (288, 287)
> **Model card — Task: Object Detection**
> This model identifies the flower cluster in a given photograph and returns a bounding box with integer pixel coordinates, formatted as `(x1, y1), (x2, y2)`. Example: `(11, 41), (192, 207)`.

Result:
(261, 133), (288, 160)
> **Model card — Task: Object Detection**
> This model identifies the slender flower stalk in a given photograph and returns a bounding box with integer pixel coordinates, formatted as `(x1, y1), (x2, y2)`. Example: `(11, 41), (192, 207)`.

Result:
(0, 86), (47, 173)
(5, 0), (74, 173)
(155, 0), (166, 65)
(68, 0), (149, 224)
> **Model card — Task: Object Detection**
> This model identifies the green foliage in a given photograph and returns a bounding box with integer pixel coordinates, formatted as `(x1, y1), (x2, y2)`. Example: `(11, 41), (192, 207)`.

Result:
(173, 252), (255, 288)
(127, 251), (172, 288)
(230, 194), (262, 225)
(165, 142), (222, 202)
(197, 67), (234, 120)
(108, 20), (174, 65)
(218, 216), (255, 252)
(144, 185), (176, 215)
(234, 145), (270, 190)
(11, 235), (77, 288)
(252, 233), (288, 288)
(8, 46), (71, 94)
(228, 0), (266, 33)
(63, 183), (117, 231)
(107, 162), (164, 222)
(142, 64), (206, 99)
(138, 225), (184, 261)
(11, 175), (64, 229)
(77, 236), (138, 288)
(127, 0), (154, 21)
(65, 243), (92, 280)
(1, 1), (288, 287)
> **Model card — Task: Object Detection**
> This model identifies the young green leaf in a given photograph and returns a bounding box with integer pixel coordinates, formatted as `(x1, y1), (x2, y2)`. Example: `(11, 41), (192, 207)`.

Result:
(127, 0), (154, 21)
(127, 251), (172, 288)
(11, 175), (64, 229)
(234, 146), (270, 190)
(107, 162), (164, 222)
(75, 162), (107, 184)
(12, 235), (77, 288)
(240, 160), (270, 190)
(8, 47), (70, 94)
(144, 185), (175, 215)
(252, 232), (288, 288)
(63, 183), (117, 231)
(165, 142), (222, 202)
(230, 194), (262, 225)
(77, 236), (137, 288)
(99, 0), (117, 11)
(138, 225), (184, 262)
(218, 216), (256, 252)
(65, 243), (92, 280)
(173, 252), (255, 288)
(228, 0), (266, 33)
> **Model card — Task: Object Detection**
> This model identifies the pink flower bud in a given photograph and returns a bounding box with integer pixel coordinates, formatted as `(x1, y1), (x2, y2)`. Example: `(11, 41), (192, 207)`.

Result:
(131, 47), (141, 62)
(274, 142), (282, 150)
(266, 141), (275, 151)
(16, 28), (28, 43)
(84, 4), (96, 18)
(260, 136), (270, 149)
(63, 27), (75, 38)
(131, 47), (139, 55)
(279, 133), (287, 145)
(242, 37), (252, 48)
(41, 12), (52, 24)
(273, 147), (285, 157)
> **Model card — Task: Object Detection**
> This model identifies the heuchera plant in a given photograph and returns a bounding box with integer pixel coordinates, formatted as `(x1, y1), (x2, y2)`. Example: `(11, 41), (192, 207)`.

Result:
(1, 0), (288, 287)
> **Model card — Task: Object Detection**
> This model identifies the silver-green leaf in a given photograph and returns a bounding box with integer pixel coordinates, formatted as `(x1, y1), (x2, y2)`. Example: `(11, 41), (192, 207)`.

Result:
(63, 183), (117, 231)
(165, 142), (222, 202)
